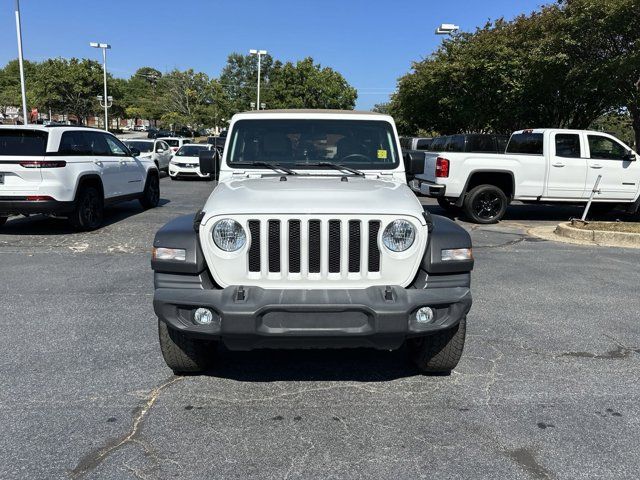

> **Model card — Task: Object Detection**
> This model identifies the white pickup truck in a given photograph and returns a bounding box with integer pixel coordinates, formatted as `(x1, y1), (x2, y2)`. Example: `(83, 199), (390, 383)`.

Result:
(410, 129), (640, 223)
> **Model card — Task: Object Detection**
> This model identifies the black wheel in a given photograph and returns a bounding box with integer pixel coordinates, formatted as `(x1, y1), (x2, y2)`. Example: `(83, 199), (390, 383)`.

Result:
(158, 320), (215, 374)
(407, 317), (466, 374)
(437, 197), (459, 212)
(69, 186), (103, 231)
(463, 185), (508, 224)
(0, 216), (7, 227)
(139, 174), (160, 209)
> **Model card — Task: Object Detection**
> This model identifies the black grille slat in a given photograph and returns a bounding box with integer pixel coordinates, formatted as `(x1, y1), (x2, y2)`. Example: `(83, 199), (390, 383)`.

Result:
(308, 220), (321, 273)
(248, 220), (261, 272)
(328, 220), (341, 273)
(288, 220), (301, 273)
(348, 221), (361, 273)
(368, 221), (381, 272)
(268, 220), (281, 272)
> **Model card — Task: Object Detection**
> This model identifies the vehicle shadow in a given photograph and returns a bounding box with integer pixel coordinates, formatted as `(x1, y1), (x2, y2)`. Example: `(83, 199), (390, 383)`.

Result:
(208, 346), (422, 382)
(0, 198), (171, 236)
(423, 203), (635, 223)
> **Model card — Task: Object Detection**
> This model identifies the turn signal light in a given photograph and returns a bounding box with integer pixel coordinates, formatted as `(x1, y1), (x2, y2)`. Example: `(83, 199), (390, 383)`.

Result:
(435, 157), (449, 178)
(152, 247), (186, 261)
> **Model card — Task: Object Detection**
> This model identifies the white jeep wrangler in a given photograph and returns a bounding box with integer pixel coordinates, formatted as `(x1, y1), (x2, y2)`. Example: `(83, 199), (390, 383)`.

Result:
(151, 110), (473, 374)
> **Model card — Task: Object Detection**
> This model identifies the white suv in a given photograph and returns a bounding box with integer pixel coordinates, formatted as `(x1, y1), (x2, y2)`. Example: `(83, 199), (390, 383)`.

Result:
(0, 125), (160, 230)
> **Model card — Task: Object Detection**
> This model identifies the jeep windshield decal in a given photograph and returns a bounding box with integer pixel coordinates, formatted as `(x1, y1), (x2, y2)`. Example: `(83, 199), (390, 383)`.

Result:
(227, 119), (400, 171)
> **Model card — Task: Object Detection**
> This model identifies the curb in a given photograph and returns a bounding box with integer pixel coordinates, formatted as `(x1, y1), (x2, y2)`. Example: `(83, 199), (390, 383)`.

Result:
(555, 222), (640, 248)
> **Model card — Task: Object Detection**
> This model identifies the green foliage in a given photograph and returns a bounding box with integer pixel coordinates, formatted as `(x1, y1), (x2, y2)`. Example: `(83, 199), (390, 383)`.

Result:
(0, 52), (356, 128)
(590, 111), (635, 146)
(267, 57), (357, 110)
(391, 0), (640, 143)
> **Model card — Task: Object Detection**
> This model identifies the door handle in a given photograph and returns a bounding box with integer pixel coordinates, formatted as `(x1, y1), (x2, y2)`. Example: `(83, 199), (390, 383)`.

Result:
(93, 160), (103, 167)
(590, 164), (603, 169)
(552, 162), (565, 167)
(119, 160), (127, 165)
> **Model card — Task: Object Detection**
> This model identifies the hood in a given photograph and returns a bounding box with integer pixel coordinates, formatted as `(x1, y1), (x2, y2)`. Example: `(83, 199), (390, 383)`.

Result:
(201, 176), (426, 222)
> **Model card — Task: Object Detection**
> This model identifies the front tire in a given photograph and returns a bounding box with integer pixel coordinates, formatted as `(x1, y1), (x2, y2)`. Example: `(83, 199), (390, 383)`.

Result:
(139, 174), (160, 209)
(463, 185), (508, 224)
(158, 320), (215, 374)
(407, 317), (466, 374)
(69, 186), (104, 231)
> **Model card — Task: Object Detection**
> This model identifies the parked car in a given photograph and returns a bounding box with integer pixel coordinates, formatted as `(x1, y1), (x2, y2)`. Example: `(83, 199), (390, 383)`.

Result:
(400, 136), (433, 151)
(0, 125), (160, 230)
(168, 144), (214, 180)
(410, 128), (640, 223)
(148, 128), (171, 139)
(151, 109), (474, 374)
(206, 136), (226, 154)
(122, 139), (172, 171)
(158, 137), (193, 154)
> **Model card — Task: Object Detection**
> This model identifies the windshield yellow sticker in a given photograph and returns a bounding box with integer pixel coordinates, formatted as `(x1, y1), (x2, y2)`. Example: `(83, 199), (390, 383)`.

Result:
(377, 149), (388, 159)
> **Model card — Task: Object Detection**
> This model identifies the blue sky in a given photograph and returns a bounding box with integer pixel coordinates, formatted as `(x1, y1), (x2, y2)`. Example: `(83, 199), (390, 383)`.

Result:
(0, 0), (546, 110)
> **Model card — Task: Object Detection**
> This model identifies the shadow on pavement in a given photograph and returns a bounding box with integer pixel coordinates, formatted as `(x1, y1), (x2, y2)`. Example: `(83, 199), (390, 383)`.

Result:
(0, 198), (170, 236)
(208, 346), (421, 383)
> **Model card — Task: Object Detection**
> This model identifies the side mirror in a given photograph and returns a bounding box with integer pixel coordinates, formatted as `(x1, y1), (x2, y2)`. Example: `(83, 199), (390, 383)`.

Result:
(129, 147), (140, 157)
(625, 150), (636, 161)
(199, 149), (221, 178)
(403, 152), (426, 176)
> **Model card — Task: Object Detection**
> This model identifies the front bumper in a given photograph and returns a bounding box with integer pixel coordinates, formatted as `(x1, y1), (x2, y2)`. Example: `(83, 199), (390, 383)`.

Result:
(154, 284), (472, 350)
(168, 163), (209, 178)
(0, 197), (75, 216)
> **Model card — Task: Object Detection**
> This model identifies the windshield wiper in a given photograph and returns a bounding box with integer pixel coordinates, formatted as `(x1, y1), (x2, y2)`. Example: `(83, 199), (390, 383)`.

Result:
(234, 161), (297, 175)
(295, 161), (364, 176)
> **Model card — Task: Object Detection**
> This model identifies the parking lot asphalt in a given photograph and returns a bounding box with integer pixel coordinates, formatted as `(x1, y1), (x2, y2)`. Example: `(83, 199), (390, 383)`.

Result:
(1, 178), (639, 479)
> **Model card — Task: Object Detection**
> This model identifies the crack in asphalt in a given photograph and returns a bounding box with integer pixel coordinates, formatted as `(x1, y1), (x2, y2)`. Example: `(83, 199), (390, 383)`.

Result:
(68, 375), (184, 479)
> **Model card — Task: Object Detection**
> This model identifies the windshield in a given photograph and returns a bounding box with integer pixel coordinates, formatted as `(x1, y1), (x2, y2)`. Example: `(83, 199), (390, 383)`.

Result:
(165, 139), (180, 147)
(176, 145), (209, 156)
(122, 141), (153, 153)
(227, 119), (400, 170)
(0, 130), (48, 156)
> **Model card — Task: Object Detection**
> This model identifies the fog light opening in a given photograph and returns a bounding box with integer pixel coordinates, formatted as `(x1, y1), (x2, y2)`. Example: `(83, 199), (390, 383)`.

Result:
(193, 308), (214, 325)
(415, 307), (434, 324)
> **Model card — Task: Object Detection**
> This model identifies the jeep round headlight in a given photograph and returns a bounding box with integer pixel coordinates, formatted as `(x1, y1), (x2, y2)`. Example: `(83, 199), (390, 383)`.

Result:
(212, 219), (246, 252)
(382, 219), (415, 252)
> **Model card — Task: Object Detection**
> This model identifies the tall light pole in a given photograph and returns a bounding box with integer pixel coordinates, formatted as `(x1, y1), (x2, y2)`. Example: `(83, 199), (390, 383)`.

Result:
(249, 49), (267, 110)
(90, 42), (111, 130)
(14, 0), (28, 125)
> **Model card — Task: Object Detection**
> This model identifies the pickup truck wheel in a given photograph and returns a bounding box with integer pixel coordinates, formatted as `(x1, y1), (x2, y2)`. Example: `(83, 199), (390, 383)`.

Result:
(463, 185), (508, 223)
(407, 317), (466, 374)
(158, 320), (215, 374)
(69, 186), (104, 231)
(139, 174), (160, 209)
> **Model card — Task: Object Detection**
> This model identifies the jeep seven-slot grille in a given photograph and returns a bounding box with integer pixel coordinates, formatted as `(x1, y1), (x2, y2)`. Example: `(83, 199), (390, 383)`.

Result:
(247, 219), (381, 277)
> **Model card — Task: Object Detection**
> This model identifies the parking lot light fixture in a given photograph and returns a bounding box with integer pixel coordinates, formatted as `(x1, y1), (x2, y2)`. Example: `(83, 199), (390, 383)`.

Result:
(435, 23), (459, 35)
(90, 42), (111, 130)
(249, 49), (268, 110)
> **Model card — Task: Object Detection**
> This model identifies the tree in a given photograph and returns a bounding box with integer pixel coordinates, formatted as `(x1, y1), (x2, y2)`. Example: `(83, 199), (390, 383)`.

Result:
(266, 57), (357, 110)
(560, 0), (640, 147)
(0, 59), (36, 120)
(31, 58), (103, 124)
(219, 53), (274, 113)
(391, 0), (640, 139)
(121, 67), (163, 125)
